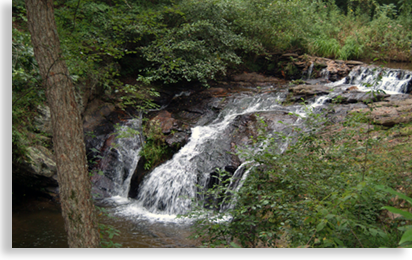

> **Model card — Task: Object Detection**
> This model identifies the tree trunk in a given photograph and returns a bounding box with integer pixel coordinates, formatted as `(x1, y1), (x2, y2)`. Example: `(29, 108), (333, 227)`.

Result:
(25, 0), (100, 248)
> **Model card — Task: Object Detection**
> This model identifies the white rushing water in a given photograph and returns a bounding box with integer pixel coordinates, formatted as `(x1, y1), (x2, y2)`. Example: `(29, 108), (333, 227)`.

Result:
(108, 94), (337, 221)
(136, 93), (290, 216)
(104, 65), (411, 222)
(306, 62), (314, 80)
(329, 66), (412, 94)
(109, 119), (143, 198)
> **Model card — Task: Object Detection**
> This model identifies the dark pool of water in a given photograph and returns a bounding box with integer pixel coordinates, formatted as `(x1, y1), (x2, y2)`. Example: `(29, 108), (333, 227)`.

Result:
(12, 198), (200, 248)
(12, 199), (68, 248)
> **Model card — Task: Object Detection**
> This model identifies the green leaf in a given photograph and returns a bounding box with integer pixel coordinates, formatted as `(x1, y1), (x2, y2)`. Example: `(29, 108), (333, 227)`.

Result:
(399, 228), (412, 245)
(230, 242), (242, 248)
(316, 221), (326, 232)
(376, 185), (412, 205)
(382, 206), (412, 220)
(333, 237), (344, 247)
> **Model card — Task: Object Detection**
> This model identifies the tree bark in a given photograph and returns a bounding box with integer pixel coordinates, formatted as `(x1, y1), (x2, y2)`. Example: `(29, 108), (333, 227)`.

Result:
(25, 0), (100, 248)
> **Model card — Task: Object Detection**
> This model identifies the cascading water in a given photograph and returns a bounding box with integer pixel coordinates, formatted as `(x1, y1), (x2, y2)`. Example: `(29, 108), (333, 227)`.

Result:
(108, 92), (334, 219)
(306, 62), (314, 80)
(332, 66), (412, 94)
(102, 118), (143, 198)
(102, 65), (411, 223)
(136, 93), (294, 215)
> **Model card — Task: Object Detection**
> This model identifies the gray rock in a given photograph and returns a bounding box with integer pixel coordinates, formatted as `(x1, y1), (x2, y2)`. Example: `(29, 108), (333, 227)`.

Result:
(165, 132), (188, 147)
(82, 99), (116, 133)
(351, 98), (412, 126)
(338, 91), (389, 104)
(24, 146), (57, 178)
(290, 85), (331, 97)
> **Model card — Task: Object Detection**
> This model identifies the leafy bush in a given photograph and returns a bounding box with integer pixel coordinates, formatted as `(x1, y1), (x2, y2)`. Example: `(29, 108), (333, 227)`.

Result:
(185, 101), (411, 248)
(12, 18), (46, 163)
(378, 185), (412, 248)
(139, 120), (172, 170)
(138, 0), (265, 85)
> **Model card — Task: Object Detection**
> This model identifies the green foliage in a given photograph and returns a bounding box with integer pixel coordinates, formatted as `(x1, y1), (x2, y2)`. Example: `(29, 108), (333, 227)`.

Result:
(139, 120), (171, 170)
(13, 0), (412, 93)
(12, 17), (48, 163)
(377, 185), (412, 247)
(96, 207), (122, 248)
(117, 84), (160, 111)
(138, 0), (265, 85)
(185, 98), (411, 247)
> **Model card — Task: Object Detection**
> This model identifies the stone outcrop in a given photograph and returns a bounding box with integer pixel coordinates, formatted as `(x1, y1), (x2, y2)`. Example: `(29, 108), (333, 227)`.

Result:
(289, 54), (366, 82)
(22, 146), (57, 179)
(290, 85), (331, 97)
(13, 145), (59, 197)
(351, 97), (412, 126)
(149, 111), (178, 134)
(82, 99), (116, 133)
(337, 91), (389, 104)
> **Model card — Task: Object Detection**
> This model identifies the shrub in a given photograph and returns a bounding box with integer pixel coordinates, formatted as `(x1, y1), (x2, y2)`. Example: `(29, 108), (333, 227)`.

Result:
(185, 100), (411, 248)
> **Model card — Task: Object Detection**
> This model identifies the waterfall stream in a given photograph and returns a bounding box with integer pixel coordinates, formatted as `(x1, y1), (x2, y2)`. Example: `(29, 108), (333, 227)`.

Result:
(331, 66), (412, 94)
(96, 92), (302, 220)
(99, 65), (411, 223)
(136, 93), (293, 215)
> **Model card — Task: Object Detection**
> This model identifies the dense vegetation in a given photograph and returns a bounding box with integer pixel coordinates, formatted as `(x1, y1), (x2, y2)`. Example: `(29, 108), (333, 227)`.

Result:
(185, 102), (412, 248)
(12, 0), (412, 247)
(12, 0), (412, 162)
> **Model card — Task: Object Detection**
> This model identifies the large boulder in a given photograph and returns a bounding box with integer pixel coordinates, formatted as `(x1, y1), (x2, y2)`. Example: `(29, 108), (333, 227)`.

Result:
(351, 97), (412, 126)
(23, 146), (57, 178)
(13, 146), (59, 197)
(289, 85), (331, 98)
(149, 110), (177, 134)
(148, 110), (190, 149)
(82, 99), (116, 133)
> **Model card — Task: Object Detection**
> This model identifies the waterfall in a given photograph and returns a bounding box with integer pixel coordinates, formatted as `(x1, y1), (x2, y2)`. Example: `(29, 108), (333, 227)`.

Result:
(306, 62), (314, 80)
(104, 65), (411, 219)
(99, 92), (325, 217)
(219, 162), (254, 212)
(332, 66), (412, 94)
(106, 118), (143, 198)
(320, 68), (329, 80)
(136, 93), (293, 215)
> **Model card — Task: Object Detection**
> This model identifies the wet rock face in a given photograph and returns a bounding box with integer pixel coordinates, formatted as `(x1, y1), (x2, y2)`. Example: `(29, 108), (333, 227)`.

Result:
(289, 55), (364, 82)
(406, 80), (412, 94)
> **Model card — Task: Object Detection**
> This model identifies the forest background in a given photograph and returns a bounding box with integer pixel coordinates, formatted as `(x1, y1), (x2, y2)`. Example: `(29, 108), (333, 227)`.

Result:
(10, 0), (412, 249)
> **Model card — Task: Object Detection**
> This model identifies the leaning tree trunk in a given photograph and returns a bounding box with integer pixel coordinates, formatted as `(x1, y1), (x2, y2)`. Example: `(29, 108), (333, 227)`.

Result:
(25, 0), (100, 247)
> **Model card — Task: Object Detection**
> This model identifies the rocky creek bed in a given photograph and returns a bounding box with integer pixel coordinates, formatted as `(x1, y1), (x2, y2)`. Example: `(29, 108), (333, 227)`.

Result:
(12, 58), (412, 247)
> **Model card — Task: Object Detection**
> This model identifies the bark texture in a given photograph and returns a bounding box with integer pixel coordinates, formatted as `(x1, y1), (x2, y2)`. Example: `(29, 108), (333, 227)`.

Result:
(25, 0), (100, 247)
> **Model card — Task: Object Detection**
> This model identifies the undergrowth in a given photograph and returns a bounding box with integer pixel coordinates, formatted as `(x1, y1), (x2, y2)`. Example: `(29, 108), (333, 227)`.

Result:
(184, 97), (412, 248)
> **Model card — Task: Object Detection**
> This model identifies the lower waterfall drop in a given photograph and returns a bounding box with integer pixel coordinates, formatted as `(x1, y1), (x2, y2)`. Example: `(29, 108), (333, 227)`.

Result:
(135, 93), (292, 216)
